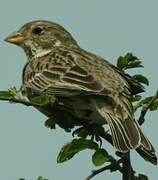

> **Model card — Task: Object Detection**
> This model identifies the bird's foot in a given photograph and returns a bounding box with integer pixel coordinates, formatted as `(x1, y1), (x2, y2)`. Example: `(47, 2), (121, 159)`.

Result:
(72, 123), (104, 146)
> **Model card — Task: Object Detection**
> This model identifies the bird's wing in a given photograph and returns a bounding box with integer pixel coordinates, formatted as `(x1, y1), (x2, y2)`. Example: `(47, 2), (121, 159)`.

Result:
(107, 63), (144, 95)
(23, 47), (132, 97)
(22, 48), (106, 96)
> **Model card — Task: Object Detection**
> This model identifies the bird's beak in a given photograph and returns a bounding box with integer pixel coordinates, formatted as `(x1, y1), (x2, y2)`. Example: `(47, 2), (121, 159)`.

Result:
(4, 32), (25, 45)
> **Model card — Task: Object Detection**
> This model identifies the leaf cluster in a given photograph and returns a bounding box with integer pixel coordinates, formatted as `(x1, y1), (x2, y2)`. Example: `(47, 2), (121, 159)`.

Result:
(18, 177), (48, 180)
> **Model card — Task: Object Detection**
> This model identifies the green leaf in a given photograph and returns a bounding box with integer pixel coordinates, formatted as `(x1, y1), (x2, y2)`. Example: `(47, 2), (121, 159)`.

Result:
(134, 96), (158, 112)
(8, 87), (18, 96)
(117, 53), (142, 70)
(36, 177), (48, 180)
(0, 91), (15, 98)
(57, 138), (98, 163)
(31, 95), (55, 105)
(131, 95), (142, 102)
(126, 60), (143, 69)
(149, 103), (158, 111)
(134, 97), (152, 110)
(138, 174), (149, 180)
(124, 53), (138, 62)
(45, 118), (56, 129)
(92, 149), (111, 166)
(133, 74), (149, 85)
(137, 97), (152, 106)
(18, 177), (48, 180)
(117, 56), (128, 70)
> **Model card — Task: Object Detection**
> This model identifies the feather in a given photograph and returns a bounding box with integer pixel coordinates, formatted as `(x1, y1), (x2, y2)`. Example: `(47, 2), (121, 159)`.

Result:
(93, 97), (141, 152)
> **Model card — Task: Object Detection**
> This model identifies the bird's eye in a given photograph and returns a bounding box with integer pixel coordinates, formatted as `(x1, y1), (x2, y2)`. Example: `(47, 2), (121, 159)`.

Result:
(32, 27), (44, 35)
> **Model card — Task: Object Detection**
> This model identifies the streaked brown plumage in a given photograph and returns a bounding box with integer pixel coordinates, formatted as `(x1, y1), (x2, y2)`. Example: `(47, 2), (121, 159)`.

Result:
(5, 20), (157, 164)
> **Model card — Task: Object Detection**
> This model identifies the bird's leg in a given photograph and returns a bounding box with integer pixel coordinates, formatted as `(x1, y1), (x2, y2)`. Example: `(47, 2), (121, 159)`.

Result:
(72, 123), (103, 146)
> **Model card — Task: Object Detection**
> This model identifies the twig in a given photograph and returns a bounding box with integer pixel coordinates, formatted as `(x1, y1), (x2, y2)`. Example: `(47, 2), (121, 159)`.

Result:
(138, 90), (158, 125)
(85, 158), (123, 180)
(0, 97), (42, 107)
(85, 163), (116, 180)
(84, 164), (113, 180)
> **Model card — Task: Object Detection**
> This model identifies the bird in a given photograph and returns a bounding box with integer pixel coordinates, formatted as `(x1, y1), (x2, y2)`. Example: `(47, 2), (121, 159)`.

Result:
(5, 20), (157, 165)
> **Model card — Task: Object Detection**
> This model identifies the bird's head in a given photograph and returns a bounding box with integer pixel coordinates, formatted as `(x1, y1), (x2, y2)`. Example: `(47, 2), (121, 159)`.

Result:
(5, 20), (78, 59)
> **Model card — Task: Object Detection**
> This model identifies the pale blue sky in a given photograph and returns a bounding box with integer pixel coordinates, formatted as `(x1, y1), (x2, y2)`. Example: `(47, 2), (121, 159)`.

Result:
(0, 0), (158, 180)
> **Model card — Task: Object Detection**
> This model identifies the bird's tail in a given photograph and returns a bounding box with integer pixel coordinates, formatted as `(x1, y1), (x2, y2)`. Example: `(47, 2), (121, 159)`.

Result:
(92, 96), (157, 165)
(135, 122), (157, 165)
(136, 146), (157, 165)
(97, 107), (141, 152)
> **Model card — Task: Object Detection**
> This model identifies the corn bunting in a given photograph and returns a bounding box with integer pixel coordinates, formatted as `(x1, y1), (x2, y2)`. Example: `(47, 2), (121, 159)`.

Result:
(5, 20), (157, 165)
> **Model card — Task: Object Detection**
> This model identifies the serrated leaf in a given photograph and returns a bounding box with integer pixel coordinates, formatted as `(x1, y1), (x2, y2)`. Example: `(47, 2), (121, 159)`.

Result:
(36, 177), (48, 180)
(45, 118), (56, 129)
(92, 149), (111, 166)
(117, 56), (128, 70)
(133, 74), (149, 85)
(117, 53), (141, 70)
(124, 53), (138, 62)
(131, 95), (142, 102)
(31, 95), (55, 105)
(8, 87), (18, 96)
(138, 97), (152, 105)
(126, 60), (143, 69)
(0, 91), (15, 98)
(138, 174), (149, 180)
(149, 103), (158, 111)
(135, 96), (158, 112)
(134, 97), (152, 110)
(31, 95), (49, 105)
(57, 138), (98, 163)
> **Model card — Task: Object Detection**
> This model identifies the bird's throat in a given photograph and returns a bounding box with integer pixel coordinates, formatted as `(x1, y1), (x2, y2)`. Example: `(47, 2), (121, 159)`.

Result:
(24, 46), (52, 60)
(33, 49), (52, 58)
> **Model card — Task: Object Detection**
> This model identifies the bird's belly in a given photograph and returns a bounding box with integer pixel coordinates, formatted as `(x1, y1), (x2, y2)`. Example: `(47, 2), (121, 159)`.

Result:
(59, 96), (106, 124)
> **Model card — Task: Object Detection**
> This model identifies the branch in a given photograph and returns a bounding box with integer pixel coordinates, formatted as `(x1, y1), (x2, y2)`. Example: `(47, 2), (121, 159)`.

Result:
(84, 164), (113, 180)
(0, 97), (42, 107)
(85, 159), (123, 180)
(121, 151), (134, 180)
(138, 90), (158, 125)
(85, 155), (123, 180)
